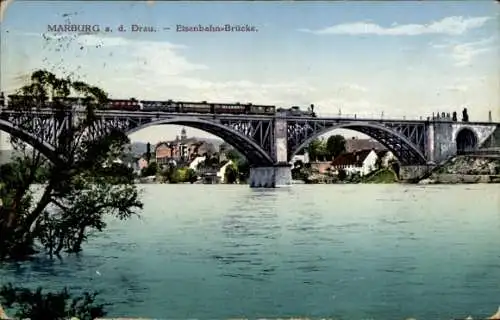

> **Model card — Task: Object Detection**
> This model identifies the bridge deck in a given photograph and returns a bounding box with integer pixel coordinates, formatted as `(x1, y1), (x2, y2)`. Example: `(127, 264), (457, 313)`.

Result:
(1, 108), (499, 125)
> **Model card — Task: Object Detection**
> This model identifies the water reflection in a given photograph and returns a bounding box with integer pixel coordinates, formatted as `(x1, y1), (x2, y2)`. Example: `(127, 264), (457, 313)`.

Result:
(0, 184), (499, 319)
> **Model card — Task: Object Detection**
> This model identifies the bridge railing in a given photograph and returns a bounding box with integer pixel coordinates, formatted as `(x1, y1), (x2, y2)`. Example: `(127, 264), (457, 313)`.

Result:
(315, 113), (427, 121)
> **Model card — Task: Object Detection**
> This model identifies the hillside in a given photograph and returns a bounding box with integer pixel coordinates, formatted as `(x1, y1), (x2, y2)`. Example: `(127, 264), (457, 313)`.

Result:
(363, 168), (399, 183)
(435, 156), (500, 175)
(419, 155), (500, 184)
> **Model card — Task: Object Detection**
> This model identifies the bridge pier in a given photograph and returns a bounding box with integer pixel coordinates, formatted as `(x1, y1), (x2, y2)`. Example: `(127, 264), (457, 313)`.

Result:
(428, 122), (498, 164)
(248, 116), (292, 188)
(249, 164), (292, 188)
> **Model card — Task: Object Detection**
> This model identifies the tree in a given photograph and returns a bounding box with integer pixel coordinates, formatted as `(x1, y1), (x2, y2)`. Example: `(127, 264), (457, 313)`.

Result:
(168, 168), (183, 184)
(375, 156), (383, 170)
(145, 142), (152, 163)
(326, 135), (346, 159)
(337, 169), (347, 181)
(0, 283), (107, 320)
(141, 162), (158, 177)
(390, 159), (400, 179)
(185, 168), (198, 183)
(226, 149), (242, 162)
(224, 163), (239, 184)
(0, 70), (143, 260)
(307, 139), (325, 161)
(224, 148), (249, 182)
(293, 159), (304, 169)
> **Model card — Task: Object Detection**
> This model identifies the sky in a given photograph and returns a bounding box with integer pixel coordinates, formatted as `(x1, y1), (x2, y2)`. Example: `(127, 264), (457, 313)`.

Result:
(0, 0), (499, 148)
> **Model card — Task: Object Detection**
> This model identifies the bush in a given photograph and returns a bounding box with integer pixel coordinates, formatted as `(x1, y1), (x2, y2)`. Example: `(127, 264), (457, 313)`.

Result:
(0, 283), (107, 320)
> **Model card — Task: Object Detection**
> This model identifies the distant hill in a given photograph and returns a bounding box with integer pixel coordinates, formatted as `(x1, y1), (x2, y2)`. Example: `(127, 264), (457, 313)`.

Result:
(130, 142), (149, 156)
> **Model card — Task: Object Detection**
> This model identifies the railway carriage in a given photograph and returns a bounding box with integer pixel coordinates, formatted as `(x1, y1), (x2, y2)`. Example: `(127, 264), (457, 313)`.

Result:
(248, 104), (275, 115)
(179, 101), (211, 113)
(2, 92), (314, 117)
(107, 98), (142, 111)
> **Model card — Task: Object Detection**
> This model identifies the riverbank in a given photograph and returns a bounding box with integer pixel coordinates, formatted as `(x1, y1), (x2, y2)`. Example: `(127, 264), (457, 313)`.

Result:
(133, 156), (500, 185)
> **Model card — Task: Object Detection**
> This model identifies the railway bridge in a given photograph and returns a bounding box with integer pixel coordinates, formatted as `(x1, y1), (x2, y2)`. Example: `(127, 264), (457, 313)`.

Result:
(0, 108), (499, 187)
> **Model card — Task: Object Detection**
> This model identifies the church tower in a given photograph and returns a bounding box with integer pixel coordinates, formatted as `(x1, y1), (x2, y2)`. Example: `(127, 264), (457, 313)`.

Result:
(180, 127), (187, 141)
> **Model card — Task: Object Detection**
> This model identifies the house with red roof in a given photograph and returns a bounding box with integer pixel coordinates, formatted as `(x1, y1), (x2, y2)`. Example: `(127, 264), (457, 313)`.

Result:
(330, 149), (379, 176)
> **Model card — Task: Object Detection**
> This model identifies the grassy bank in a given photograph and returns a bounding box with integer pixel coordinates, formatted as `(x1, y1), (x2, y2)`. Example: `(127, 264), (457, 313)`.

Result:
(362, 168), (399, 183)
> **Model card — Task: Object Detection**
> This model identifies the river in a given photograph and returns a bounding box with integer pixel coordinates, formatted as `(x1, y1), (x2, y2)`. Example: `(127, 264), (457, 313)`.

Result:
(1, 184), (499, 319)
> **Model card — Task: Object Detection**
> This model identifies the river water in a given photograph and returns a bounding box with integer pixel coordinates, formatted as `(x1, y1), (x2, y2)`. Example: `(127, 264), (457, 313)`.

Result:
(1, 184), (499, 319)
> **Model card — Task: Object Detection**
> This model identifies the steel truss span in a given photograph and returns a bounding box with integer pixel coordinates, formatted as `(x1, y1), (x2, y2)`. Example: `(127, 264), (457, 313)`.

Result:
(287, 119), (428, 165)
(0, 110), (276, 166)
(8, 109), (490, 166)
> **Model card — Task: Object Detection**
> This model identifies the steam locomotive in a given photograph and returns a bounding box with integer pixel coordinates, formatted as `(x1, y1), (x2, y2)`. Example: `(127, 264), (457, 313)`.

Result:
(2, 93), (316, 117)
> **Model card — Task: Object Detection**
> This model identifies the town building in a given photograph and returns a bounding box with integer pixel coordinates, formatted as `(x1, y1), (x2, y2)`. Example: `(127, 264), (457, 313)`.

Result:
(310, 161), (332, 174)
(330, 149), (379, 176)
(154, 127), (216, 168)
(345, 137), (385, 153)
(196, 160), (234, 184)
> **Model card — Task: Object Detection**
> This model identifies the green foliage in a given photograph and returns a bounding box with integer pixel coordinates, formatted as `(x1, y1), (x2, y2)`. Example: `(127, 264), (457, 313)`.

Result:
(291, 160), (311, 181)
(325, 135), (346, 158)
(203, 155), (219, 167)
(390, 159), (400, 178)
(224, 163), (239, 184)
(226, 149), (242, 162)
(185, 168), (198, 183)
(337, 169), (347, 181)
(163, 166), (198, 184)
(141, 162), (158, 177)
(223, 149), (249, 182)
(307, 139), (326, 161)
(145, 142), (152, 163)
(362, 168), (399, 183)
(0, 70), (143, 260)
(375, 156), (383, 170)
(167, 168), (183, 184)
(0, 283), (107, 320)
(307, 135), (347, 161)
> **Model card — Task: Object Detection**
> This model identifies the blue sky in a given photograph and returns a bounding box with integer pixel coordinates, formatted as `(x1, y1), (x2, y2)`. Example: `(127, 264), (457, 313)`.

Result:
(0, 0), (499, 146)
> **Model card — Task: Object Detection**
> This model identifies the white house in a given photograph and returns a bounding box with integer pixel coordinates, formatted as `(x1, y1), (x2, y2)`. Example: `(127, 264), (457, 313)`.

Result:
(291, 151), (309, 164)
(330, 149), (379, 176)
(189, 156), (206, 170)
(217, 160), (234, 183)
(377, 150), (396, 167)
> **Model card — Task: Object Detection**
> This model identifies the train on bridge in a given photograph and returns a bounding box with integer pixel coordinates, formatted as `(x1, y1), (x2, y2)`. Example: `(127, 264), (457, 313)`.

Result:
(0, 92), (316, 117)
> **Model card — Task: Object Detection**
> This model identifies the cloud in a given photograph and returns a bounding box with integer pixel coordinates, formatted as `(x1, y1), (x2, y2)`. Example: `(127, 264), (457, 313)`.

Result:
(3, 31), (498, 126)
(7, 33), (318, 105)
(445, 85), (468, 92)
(433, 37), (497, 67)
(299, 16), (492, 36)
(342, 83), (367, 92)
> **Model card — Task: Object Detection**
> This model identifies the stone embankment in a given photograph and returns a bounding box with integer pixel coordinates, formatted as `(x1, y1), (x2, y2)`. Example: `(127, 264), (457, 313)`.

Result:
(419, 155), (500, 184)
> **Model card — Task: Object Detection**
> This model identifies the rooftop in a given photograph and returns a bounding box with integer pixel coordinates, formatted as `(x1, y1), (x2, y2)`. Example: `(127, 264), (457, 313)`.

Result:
(331, 149), (373, 166)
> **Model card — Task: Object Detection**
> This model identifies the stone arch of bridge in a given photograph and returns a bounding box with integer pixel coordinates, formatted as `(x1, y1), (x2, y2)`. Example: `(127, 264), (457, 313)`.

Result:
(289, 121), (427, 165)
(455, 127), (478, 152)
(0, 119), (64, 165)
(127, 117), (275, 166)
